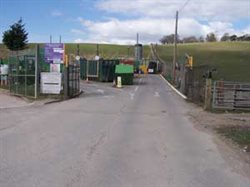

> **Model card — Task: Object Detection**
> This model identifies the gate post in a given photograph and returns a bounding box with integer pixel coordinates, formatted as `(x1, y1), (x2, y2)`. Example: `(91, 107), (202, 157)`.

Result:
(204, 78), (212, 110)
(35, 44), (39, 99)
(64, 55), (69, 99)
(180, 63), (186, 94)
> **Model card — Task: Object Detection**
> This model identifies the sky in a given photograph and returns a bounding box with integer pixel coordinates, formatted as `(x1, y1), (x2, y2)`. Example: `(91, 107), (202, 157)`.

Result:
(0, 0), (249, 44)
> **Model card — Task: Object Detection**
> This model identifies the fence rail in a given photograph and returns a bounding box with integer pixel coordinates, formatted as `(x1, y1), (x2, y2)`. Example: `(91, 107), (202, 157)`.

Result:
(212, 81), (250, 110)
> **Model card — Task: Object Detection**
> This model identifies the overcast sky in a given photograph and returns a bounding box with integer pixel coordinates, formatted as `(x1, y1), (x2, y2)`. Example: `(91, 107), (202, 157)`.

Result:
(0, 0), (249, 44)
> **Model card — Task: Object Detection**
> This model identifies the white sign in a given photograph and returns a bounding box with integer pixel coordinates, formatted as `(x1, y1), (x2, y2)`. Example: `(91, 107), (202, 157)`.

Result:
(148, 69), (154, 73)
(41, 72), (62, 94)
(75, 56), (80, 61)
(0, 65), (8, 75)
(50, 64), (61, 73)
(94, 55), (100, 60)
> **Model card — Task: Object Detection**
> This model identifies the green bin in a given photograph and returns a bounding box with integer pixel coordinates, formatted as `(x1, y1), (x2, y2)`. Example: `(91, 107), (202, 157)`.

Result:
(115, 64), (134, 85)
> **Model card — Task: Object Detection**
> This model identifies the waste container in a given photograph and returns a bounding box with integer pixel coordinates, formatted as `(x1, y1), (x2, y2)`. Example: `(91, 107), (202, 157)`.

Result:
(115, 64), (134, 85)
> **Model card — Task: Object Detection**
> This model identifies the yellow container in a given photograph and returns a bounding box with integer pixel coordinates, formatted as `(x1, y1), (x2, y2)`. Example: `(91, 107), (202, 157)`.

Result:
(139, 65), (148, 74)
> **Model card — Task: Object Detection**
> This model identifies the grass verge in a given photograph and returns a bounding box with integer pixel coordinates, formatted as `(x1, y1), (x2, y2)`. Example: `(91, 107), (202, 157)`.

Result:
(216, 126), (250, 152)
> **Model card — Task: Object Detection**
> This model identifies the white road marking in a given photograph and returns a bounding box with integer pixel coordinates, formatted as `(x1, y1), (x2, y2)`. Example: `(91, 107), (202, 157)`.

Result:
(97, 89), (104, 94)
(134, 86), (138, 92)
(103, 95), (114, 98)
(129, 93), (134, 100)
(154, 91), (160, 97)
(159, 75), (187, 100)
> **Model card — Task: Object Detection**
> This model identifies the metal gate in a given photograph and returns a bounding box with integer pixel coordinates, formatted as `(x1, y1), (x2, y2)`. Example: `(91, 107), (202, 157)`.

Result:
(212, 81), (250, 110)
(8, 49), (38, 98)
(183, 65), (209, 104)
(87, 60), (99, 79)
(64, 62), (80, 98)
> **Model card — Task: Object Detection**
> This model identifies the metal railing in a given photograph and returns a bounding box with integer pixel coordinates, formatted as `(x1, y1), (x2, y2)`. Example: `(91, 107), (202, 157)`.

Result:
(212, 81), (250, 110)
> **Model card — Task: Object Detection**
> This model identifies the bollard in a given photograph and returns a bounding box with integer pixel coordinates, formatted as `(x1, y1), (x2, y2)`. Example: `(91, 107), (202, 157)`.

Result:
(117, 76), (122, 88)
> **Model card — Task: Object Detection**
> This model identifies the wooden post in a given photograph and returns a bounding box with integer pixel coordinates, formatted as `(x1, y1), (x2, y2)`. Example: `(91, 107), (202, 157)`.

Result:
(180, 63), (186, 94)
(204, 78), (212, 110)
(172, 11), (178, 83)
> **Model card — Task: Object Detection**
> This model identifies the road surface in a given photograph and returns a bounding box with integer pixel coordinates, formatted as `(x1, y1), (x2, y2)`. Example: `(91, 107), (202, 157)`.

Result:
(0, 75), (249, 187)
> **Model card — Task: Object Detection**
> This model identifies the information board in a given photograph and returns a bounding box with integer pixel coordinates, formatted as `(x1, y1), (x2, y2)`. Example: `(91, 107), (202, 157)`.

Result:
(41, 72), (62, 94)
(44, 43), (64, 64)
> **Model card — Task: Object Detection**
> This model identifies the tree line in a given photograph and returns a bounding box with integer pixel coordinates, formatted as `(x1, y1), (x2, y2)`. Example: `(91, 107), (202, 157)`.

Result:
(159, 32), (250, 44)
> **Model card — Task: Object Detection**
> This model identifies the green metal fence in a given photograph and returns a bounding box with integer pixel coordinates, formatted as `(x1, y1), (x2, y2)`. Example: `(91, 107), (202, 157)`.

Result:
(80, 59), (119, 82)
(87, 60), (99, 78)
(8, 48), (39, 98)
(99, 60), (119, 82)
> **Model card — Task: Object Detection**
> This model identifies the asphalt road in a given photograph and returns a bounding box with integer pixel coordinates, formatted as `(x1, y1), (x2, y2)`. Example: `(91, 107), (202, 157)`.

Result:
(0, 75), (249, 187)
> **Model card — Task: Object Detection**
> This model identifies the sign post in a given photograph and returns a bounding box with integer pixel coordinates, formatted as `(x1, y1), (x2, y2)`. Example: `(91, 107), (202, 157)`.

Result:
(41, 43), (64, 94)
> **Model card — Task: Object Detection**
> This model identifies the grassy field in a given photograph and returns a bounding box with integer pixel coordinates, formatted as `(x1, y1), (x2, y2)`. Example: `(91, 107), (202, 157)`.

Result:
(155, 42), (250, 82)
(1, 42), (249, 82)
(0, 43), (151, 60)
(65, 43), (150, 59)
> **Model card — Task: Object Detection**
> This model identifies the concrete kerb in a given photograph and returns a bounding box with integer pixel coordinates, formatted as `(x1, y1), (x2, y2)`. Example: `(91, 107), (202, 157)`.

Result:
(159, 74), (187, 100)
(0, 90), (84, 109)
(0, 102), (35, 110)
(45, 89), (84, 105)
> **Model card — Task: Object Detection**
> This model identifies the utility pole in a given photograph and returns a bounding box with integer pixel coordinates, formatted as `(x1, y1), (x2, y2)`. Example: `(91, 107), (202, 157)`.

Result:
(172, 11), (178, 83)
(77, 44), (80, 56)
(50, 35), (52, 43)
(59, 35), (62, 43)
(96, 44), (99, 56)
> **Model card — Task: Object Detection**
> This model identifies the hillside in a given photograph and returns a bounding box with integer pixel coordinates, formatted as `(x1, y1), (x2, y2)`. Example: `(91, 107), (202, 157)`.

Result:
(0, 43), (151, 60)
(155, 42), (250, 82)
(1, 42), (249, 82)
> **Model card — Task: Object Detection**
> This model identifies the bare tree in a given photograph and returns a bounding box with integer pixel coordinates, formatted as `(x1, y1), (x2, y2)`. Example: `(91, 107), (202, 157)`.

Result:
(206, 32), (217, 42)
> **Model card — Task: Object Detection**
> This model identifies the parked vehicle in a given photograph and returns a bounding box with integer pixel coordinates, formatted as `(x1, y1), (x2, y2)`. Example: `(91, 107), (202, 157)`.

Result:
(148, 61), (157, 74)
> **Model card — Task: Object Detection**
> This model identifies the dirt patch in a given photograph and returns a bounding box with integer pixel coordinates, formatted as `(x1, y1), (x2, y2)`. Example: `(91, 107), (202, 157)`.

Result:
(188, 107), (250, 177)
(189, 107), (250, 153)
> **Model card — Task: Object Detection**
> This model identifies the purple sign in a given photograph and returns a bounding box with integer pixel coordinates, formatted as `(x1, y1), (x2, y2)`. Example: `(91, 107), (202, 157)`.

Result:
(44, 43), (64, 64)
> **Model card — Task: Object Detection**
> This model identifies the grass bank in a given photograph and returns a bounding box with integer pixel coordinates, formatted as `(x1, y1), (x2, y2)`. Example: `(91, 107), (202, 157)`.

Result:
(156, 42), (250, 82)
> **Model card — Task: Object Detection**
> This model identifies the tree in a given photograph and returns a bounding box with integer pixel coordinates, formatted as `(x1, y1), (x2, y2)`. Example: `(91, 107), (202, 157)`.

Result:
(242, 34), (250, 41)
(220, 33), (230, 41)
(229, 34), (237, 41)
(159, 34), (178, 44)
(182, 36), (198, 43)
(159, 35), (168, 44)
(235, 34), (250, 41)
(237, 35), (244, 41)
(199, 36), (205, 42)
(206, 32), (217, 42)
(2, 18), (28, 51)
